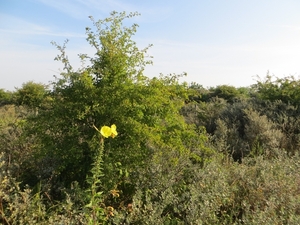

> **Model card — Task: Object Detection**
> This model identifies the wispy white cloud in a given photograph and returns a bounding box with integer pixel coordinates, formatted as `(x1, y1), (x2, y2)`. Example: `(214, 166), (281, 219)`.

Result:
(33, 0), (172, 23)
(1, 13), (50, 31)
(0, 28), (85, 38)
(32, 0), (91, 19)
(0, 14), (85, 38)
(33, 0), (137, 19)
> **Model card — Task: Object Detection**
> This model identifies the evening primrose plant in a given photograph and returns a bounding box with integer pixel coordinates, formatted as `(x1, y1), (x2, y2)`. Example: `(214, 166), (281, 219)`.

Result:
(93, 124), (118, 138)
(85, 124), (118, 223)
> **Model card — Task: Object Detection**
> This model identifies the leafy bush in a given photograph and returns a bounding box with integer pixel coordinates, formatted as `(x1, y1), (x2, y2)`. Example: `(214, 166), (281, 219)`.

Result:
(107, 152), (300, 224)
(19, 12), (211, 209)
(253, 74), (300, 106)
(0, 89), (13, 105)
(13, 81), (48, 110)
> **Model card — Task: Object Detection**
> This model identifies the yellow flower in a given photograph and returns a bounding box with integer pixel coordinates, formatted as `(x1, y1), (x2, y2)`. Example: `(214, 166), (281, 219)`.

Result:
(100, 125), (112, 138)
(100, 124), (118, 138)
(110, 124), (118, 138)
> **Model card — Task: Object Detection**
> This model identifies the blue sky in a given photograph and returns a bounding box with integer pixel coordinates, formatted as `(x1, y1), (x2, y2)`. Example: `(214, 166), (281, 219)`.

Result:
(1, 0), (300, 90)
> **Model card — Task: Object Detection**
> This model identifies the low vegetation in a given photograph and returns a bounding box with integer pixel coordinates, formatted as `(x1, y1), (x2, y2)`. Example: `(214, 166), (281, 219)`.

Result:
(1, 11), (299, 224)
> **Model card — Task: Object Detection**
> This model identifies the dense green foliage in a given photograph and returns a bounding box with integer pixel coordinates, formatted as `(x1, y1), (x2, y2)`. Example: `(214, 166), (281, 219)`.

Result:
(1, 12), (300, 224)
(253, 73), (300, 105)
(0, 89), (13, 105)
(14, 81), (48, 108)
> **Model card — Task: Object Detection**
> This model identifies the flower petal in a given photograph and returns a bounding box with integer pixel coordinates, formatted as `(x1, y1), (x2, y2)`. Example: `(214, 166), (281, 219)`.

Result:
(100, 126), (112, 138)
(110, 124), (118, 138)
